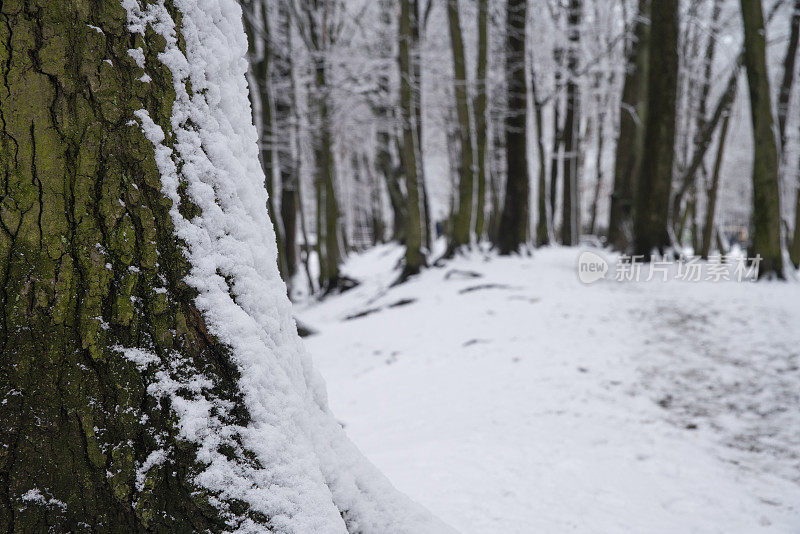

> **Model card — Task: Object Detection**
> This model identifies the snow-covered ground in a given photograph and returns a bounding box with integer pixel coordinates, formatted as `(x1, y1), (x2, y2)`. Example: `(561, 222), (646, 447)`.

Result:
(296, 244), (800, 533)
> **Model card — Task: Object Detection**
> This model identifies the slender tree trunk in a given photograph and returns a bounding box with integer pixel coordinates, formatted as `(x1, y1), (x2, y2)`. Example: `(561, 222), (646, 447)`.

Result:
(790, 186), (800, 266)
(778, 0), (800, 151)
(446, 0), (476, 253)
(532, 67), (550, 246)
(672, 0), (722, 240)
(412, 0), (433, 251)
(244, 1), (287, 278)
(779, 0), (800, 267)
(550, 78), (562, 240)
(589, 109), (606, 235)
(276, 2), (298, 288)
(633, 0), (679, 256)
(496, 0), (530, 254)
(400, 0), (425, 278)
(474, 0), (490, 241)
(376, 0), (408, 244)
(364, 153), (386, 244)
(608, 0), (650, 252)
(700, 93), (733, 259)
(740, 0), (784, 278)
(313, 59), (342, 291)
(561, 0), (582, 246)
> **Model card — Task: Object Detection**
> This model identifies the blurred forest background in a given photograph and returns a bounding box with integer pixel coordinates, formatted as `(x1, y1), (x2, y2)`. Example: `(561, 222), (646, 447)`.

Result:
(241, 0), (800, 289)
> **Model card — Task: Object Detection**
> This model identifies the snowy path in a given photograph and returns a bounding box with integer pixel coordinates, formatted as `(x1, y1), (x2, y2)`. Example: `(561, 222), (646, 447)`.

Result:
(297, 246), (800, 533)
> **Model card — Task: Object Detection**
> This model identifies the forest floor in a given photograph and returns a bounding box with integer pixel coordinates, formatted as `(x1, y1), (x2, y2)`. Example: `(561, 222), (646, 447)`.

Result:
(296, 244), (800, 533)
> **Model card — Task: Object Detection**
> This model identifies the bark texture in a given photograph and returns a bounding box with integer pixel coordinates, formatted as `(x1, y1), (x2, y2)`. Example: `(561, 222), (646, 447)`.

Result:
(0, 0), (251, 530)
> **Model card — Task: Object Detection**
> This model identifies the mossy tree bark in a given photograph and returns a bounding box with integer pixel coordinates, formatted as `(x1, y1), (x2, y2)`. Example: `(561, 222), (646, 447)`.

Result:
(496, 0), (529, 255)
(0, 0), (258, 530)
(740, 0), (784, 278)
(632, 0), (678, 257)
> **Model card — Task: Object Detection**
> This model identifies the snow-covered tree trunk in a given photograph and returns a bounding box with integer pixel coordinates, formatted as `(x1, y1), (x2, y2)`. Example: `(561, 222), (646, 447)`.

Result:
(0, 0), (452, 531)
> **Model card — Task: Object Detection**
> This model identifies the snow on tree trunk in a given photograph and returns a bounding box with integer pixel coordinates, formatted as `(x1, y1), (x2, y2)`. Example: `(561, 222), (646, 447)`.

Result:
(0, 0), (452, 531)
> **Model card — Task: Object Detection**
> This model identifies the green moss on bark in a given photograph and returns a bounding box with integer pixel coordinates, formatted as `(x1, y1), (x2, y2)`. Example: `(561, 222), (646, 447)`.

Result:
(0, 1), (258, 531)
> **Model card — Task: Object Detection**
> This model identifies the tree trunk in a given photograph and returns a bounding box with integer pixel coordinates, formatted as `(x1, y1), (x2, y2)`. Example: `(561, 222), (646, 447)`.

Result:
(740, 0), (784, 278)
(243, 1), (287, 279)
(790, 187), (800, 266)
(0, 3), (243, 529)
(561, 0), (582, 246)
(608, 0), (650, 252)
(550, 77), (562, 240)
(633, 0), (679, 257)
(314, 59), (342, 291)
(447, 0), (476, 253)
(700, 93), (733, 259)
(376, 0), (408, 244)
(474, 0), (489, 240)
(532, 67), (550, 247)
(412, 0), (433, 251)
(671, 0), (722, 240)
(496, 0), (530, 254)
(400, 0), (425, 277)
(276, 2), (298, 287)
(778, 0), (800, 151)
(589, 109), (606, 235)
(0, 3), (458, 530)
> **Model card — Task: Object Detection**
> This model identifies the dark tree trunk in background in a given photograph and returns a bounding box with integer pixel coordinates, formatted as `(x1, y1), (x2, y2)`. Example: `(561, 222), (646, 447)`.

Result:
(474, 0), (490, 240)
(376, 0), (408, 245)
(672, 0), (722, 242)
(589, 107), (607, 235)
(778, 0), (800, 151)
(243, 1), (287, 278)
(412, 0), (433, 251)
(314, 58), (342, 291)
(740, 0), (784, 278)
(633, 0), (679, 257)
(608, 0), (650, 252)
(561, 0), (582, 246)
(447, 0), (476, 253)
(532, 68), (550, 247)
(700, 92), (734, 259)
(781, 1), (800, 267)
(0, 2), (247, 529)
(276, 2), (298, 287)
(400, 0), (426, 278)
(496, 0), (529, 254)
